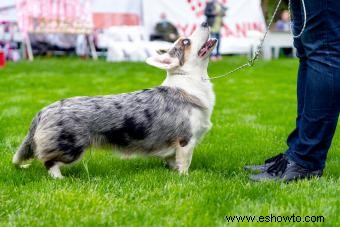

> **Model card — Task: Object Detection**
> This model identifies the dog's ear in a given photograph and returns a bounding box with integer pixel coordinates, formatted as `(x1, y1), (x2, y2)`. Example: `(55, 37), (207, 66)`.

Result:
(146, 53), (179, 70)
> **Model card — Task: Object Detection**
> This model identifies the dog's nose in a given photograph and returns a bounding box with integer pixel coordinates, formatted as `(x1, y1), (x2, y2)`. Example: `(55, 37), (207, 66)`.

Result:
(201, 22), (209, 28)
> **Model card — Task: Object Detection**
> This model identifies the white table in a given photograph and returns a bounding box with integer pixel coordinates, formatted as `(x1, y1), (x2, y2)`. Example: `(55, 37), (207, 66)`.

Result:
(262, 32), (297, 60)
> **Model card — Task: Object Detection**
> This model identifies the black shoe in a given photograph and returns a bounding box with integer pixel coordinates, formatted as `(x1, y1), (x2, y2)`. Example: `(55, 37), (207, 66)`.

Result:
(244, 153), (284, 172)
(250, 157), (323, 182)
(280, 160), (323, 182)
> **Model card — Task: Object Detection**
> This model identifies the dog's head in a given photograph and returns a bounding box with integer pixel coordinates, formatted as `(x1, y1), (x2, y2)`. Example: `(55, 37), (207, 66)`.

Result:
(146, 22), (217, 75)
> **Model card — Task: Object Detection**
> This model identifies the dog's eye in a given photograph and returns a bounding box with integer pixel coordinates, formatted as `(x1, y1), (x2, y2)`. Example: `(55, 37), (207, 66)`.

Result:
(182, 39), (191, 46)
(157, 49), (168, 55)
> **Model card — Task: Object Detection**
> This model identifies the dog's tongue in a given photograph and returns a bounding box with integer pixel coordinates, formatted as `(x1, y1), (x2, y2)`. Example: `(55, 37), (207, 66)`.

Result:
(198, 39), (214, 57)
(198, 45), (209, 57)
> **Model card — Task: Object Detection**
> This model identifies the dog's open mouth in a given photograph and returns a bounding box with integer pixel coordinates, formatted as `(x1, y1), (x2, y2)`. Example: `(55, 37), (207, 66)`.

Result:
(198, 38), (217, 58)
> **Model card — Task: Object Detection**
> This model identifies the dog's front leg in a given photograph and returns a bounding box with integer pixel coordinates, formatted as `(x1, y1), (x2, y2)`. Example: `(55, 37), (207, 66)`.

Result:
(175, 140), (195, 175)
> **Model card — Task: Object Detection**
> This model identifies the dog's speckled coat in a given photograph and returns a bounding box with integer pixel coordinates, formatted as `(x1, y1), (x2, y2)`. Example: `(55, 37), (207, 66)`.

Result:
(13, 23), (217, 178)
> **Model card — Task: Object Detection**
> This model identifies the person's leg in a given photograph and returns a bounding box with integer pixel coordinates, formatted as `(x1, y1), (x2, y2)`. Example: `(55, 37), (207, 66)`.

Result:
(210, 32), (218, 57)
(286, 63), (339, 170)
(215, 32), (221, 58)
(210, 32), (221, 58)
(249, 0), (340, 180)
(285, 63), (340, 170)
(285, 0), (340, 171)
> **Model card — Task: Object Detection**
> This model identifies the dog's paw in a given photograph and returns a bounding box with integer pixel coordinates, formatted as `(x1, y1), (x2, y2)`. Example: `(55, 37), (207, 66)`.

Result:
(49, 174), (64, 180)
(13, 163), (31, 169)
(178, 169), (189, 175)
(48, 165), (64, 179)
(19, 164), (31, 169)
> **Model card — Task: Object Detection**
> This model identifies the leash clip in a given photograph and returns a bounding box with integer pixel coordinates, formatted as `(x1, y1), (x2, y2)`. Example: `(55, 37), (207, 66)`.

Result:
(248, 58), (255, 67)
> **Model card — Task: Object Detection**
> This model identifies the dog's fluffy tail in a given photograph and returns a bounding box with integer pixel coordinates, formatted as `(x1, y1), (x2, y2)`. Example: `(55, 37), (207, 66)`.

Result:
(12, 116), (39, 167)
(12, 135), (34, 167)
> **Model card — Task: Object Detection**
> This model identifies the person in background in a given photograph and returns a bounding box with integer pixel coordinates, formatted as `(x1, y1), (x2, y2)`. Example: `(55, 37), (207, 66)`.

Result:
(204, 0), (226, 61)
(275, 10), (290, 32)
(275, 10), (292, 57)
(151, 13), (179, 43)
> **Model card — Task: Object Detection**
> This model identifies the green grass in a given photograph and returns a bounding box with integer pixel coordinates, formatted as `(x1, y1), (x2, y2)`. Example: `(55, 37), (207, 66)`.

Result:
(0, 57), (339, 226)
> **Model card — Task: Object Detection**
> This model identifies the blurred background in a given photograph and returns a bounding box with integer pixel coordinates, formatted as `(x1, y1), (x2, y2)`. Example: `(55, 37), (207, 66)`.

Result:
(0, 0), (292, 64)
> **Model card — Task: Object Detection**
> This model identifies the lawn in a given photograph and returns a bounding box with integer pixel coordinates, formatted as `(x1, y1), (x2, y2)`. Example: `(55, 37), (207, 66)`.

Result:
(0, 57), (339, 226)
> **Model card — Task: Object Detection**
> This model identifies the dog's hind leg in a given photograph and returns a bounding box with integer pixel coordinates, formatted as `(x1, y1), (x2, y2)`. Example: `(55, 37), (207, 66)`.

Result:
(42, 148), (86, 179)
(175, 139), (196, 175)
(37, 129), (88, 179)
(45, 160), (64, 179)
